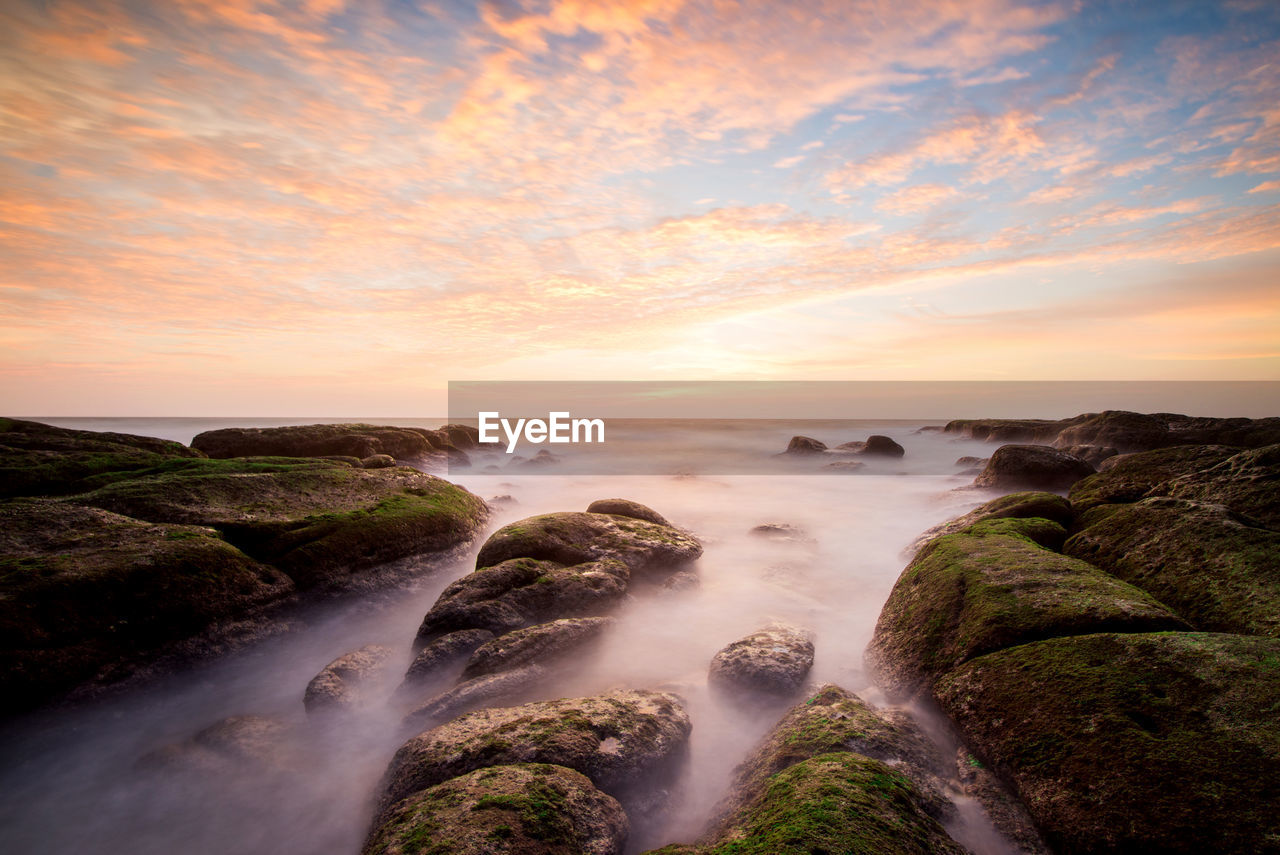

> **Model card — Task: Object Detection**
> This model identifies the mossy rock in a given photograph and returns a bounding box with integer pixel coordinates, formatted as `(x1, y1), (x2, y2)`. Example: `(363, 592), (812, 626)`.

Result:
(934, 631), (1280, 855)
(378, 691), (691, 816)
(74, 462), (488, 588)
(304, 644), (394, 713)
(462, 617), (613, 679)
(0, 418), (204, 498)
(868, 526), (1187, 698)
(1067, 444), (1241, 513)
(1160, 444), (1280, 529)
(700, 752), (967, 855)
(585, 498), (671, 527)
(363, 763), (628, 855)
(905, 491), (1073, 556)
(414, 558), (629, 646)
(973, 444), (1095, 491)
(192, 422), (442, 461)
(475, 511), (702, 576)
(1064, 497), (1280, 637)
(707, 626), (815, 697)
(0, 500), (292, 713)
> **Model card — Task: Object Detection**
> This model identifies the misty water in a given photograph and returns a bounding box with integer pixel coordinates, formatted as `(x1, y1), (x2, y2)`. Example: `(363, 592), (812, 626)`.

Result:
(0, 418), (1019, 854)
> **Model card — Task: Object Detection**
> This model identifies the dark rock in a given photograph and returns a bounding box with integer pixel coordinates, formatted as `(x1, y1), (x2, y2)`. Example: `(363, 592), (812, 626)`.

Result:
(1160, 444), (1280, 529)
(1064, 497), (1280, 637)
(363, 763), (628, 855)
(461, 617), (614, 679)
(869, 520), (1187, 698)
(303, 644), (394, 713)
(834, 435), (905, 457)
(1068, 445), (1240, 513)
(708, 626), (815, 697)
(359, 454), (396, 469)
(474, 511), (702, 578)
(822, 460), (865, 472)
(402, 629), (495, 686)
(905, 490), (1073, 556)
(192, 423), (435, 462)
(142, 714), (295, 775)
(403, 664), (549, 728)
(585, 498), (671, 527)
(934, 632), (1280, 855)
(782, 435), (827, 455)
(954, 456), (987, 467)
(972, 444), (1095, 491)
(1053, 410), (1172, 452)
(440, 423), (483, 449)
(747, 523), (812, 543)
(519, 449), (562, 467)
(1056, 444), (1118, 466)
(414, 558), (629, 646)
(489, 494), (518, 505)
(661, 570), (700, 592)
(944, 417), (1081, 443)
(380, 690), (691, 813)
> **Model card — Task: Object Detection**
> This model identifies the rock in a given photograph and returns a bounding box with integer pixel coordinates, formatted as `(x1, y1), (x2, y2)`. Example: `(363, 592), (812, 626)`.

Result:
(440, 423), (483, 449)
(870, 520), (1187, 698)
(402, 629), (495, 686)
(782, 435), (827, 455)
(192, 423), (438, 462)
(462, 617), (614, 679)
(834, 435), (905, 457)
(661, 570), (700, 592)
(0, 417), (203, 498)
(519, 449), (562, 467)
(953, 747), (1052, 855)
(0, 499), (292, 714)
(142, 714), (295, 775)
(489, 494), (518, 505)
(404, 664), (549, 728)
(380, 690), (691, 813)
(972, 444), (1095, 491)
(954, 456), (987, 467)
(303, 644), (394, 713)
(708, 626), (815, 697)
(1053, 410), (1172, 452)
(585, 498), (671, 527)
(359, 454), (396, 469)
(699, 753), (967, 855)
(1067, 444), (1240, 513)
(944, 417), (1080, 443)
(934, 632), (1280, 855)
(822, 460), (865, 472)
(73, 460), (489, 589)
(747, 523), (812, 543)
(905, 490), (1073, 556)
(1064, 497), (1280, 637)
(1160, 444), (1280, 528)
(474, 511), (702, 578)
(1055, 444), (1117, 467)
(363, 763), (628, 855)
(414, 558), (630, 645)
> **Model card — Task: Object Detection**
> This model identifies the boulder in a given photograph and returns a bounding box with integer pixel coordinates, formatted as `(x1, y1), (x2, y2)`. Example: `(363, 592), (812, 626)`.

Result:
(834, 435), (905, 457)
(474, 512), (702, 577)
(141, 714), (295, 775)
(585, 499), (671, 527)
(414, 558), (629, 646)
(380, 691), (691, 813)
(192, 423), (438, 461)
(822, 460), (865, 472)
(1067, 445), (1240, 513)
(905, 490), (1073, 556)
(869, 520), (1187, 698)
(0, 499), (292, 714)
(402, 629), (495, 686)
(782, 436), (827, 455)
(943, 417), (1080, 443)
(303, 644), (394, 713)
(441, 423), (483, 449)
(0, 417), (203, 498)
(1160, 444), (1280, 528)
(462, 617), (613, 679)
(1056, 444), (1118, 467)
(403, 664), (549, 730)
(364, 763), (628, 855)
(708, 626), (815, 697)
(747, 523), (813, 544)
(360, 454), (397, 469)
(1053, 410), (1172, 452)
(934, 632), (1280, 855)
(972, 444), (1095, 491)
(954, 456), (987, 467)
(1064, 497), (1280, 638)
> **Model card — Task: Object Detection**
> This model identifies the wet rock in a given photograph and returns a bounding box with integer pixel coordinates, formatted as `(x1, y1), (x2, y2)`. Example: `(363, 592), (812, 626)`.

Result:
(934, 632), (1280, 855)
(747, 523), (812, 544)
(1067, 444), (1240, 513)
(402, 629), (495, 686)
(708, 626), (815, 697)
(414, 558), (629, 645)
(954, 747), (1052, 855)
(359, 453), (396, 469)
(474, 511), (702, 578)
(142, 714), (295, 775)
(192, 423), (439, 462)
(0, 417), (203, 499)
(440, 423), (483, 449)
(381, 690), (691, 813)
(905, 490), (1073, 556)
(972, 444), (1095, 491)
(0, 499), (293, 714)
(585, 498), (672, 527)
(303, 644), (394, 713)
(364, 763), (628, 855)
(462, 617), (614, 679)
(834, 435), (905, 457)
(662, 570), (700, 592)
(1160, 444), (1280, 529)
(954, 455), (987, 467)
(1055, 444), (1118, 467)
(870, 519), (1187, 698)
(404, 664), (549, 729)
(1064, 497), (1280, 637)
(822, 460), (865, 472)
(782, 435), (827, 455)
(489, 494), (518, 505)
(1052, 410), (1172, 453)
(944, 417), (1080, 444)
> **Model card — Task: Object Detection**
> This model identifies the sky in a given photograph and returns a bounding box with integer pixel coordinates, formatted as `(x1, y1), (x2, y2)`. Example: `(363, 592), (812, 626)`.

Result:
(1, 0), (1279, 416)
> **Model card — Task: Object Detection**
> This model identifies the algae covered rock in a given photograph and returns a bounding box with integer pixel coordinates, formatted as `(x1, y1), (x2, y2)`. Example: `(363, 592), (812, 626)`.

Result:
(905, 490), (1073, 556)
(380, 690), (691, 813)
(404, 664), (549, 728)
(1064, 497), (1280, 637)
(1067, 444), (1240, 512)
(0, 499), (292, 713)
(1160, 443), (1280, 528)
(191, 422), (441, 462)
(934, 631), (1280, 855)
(402, 628), (496, 686)
(414, 558), (629, 645)
(708, 626), (815, 697)
(303, 644), (394, 713)
(973, 444), (1095, 491)
(364, 763), (628, 855)
(462, 617), (613, 679)
(869, 523), (1187, 698)
(475, 512), (702, 577)
(585, 498), (672, 527)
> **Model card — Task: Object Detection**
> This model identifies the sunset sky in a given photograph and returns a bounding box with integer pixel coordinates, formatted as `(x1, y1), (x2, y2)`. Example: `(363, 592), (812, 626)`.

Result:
(2, 0), (1279, 415)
